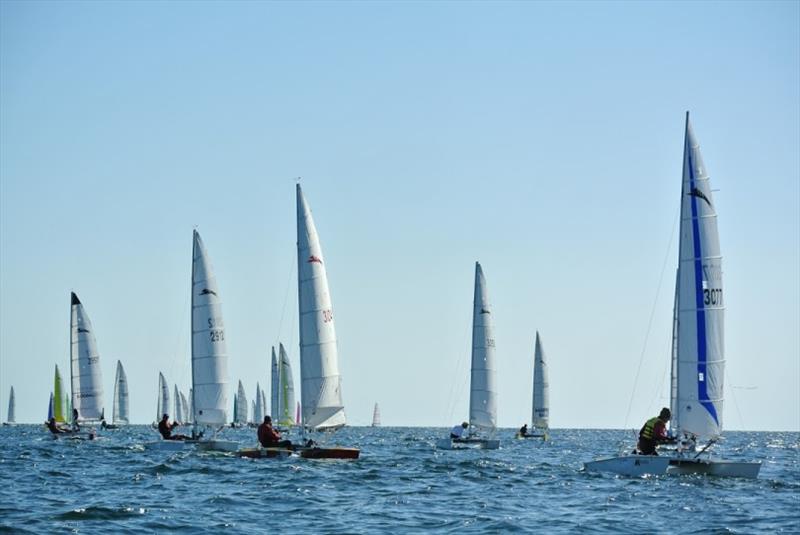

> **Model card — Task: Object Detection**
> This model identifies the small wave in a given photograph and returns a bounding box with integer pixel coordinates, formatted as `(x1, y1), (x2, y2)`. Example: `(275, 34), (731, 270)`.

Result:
(54, 506), (146, 521)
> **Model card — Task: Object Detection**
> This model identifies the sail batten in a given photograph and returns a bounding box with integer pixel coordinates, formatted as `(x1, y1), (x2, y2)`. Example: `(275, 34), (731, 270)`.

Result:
(296, 185), (346, 430)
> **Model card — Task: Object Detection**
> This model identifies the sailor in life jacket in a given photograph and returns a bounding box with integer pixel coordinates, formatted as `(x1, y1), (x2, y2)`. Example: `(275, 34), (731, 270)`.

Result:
(637, 407), (671, 455)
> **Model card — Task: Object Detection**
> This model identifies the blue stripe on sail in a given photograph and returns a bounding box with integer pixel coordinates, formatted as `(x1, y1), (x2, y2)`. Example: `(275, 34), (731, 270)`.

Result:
(687, 145), (719, 426)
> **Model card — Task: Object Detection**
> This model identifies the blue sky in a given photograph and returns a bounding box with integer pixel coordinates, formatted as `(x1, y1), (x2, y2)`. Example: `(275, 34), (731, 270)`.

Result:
(1, 1), (798, 430)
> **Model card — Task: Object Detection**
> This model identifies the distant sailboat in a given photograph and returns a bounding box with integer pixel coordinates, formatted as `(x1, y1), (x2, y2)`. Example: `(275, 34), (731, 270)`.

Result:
(70, 293), (105, 423)
(371, 403), (380, 427)
(437, 262), (499, 450)
(518, 332), (549, 439)
(270, 347), (279, 419)
(156, 372), (170, 422)
(174, 385), (184, 423)
(277, 343), (296, 427)
(107, 360), (129, 428)
(4, 386), (15, 425)
(584, 113), (761, 478)
(254, 383), (264, 424)
(234, 380), (248, 426)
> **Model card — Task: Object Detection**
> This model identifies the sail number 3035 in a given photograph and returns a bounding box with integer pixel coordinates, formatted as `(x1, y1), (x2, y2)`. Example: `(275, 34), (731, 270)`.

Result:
(704, 288), (723, 306)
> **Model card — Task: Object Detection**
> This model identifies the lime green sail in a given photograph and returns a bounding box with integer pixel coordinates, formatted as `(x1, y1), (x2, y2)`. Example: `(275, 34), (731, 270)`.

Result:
(277, 343), (296, 426)
(53, 365), (66, 423)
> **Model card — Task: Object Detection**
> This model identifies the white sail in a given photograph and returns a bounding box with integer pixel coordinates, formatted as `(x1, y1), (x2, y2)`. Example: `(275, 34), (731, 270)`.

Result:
(174, 385), (183, 423)
(188, 388), (194, 424)
(7, 386), (15, 423)
(112, 360), (129, 425)
(261, 389), (267, 422)
(191, 230), (229, 426)
(372, 403), (380, 427)
(469, 262), (497, 430)
(531, 332), (549, 429)
(674, 113), (724, 440)
(296, 184), (346, 430)
(250, 400), (256, 424)
(157, 372), (170, 420)
(235, 380), (248, 423)
(278, 343), (296, 426)
(70, 292), (104, 421)
(254, 383), (264, 424)
(180, 392), (189, 424)
(270, 347), (279, 418)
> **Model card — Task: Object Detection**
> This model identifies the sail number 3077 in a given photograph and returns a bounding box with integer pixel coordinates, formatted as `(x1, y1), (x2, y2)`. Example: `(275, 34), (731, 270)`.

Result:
(704, 288), (722, 306)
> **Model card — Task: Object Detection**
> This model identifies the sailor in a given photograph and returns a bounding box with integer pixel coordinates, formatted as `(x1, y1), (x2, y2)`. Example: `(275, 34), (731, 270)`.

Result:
(257, 416), (293, 449)
(637, 407), (671, 455)
(158, 413), (189, 440)
(71, 408), (80, 431)
(450, 422), (468, 440)
(519, 424), (529, 437)
(46, 417), (68, 434)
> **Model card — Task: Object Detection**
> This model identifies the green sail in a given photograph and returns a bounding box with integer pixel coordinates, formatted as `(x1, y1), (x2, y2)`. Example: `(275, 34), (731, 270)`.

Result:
(53, 365), (66, 423)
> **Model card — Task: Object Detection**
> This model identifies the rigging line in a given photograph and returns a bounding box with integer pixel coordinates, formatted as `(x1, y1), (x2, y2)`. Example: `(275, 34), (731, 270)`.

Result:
(444, 320), (471, 425)
(623, 206), (680, 430)
(647, 335), (674, 416)
(727, 372), (747, 431)
(274, 243), (296, 348)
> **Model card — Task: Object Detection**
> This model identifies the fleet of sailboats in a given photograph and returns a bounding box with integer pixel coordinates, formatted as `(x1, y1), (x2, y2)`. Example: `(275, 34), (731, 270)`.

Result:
(8, 146), (767, 479)
(584, 113), (761, 478)
(437, 262), (499, 450)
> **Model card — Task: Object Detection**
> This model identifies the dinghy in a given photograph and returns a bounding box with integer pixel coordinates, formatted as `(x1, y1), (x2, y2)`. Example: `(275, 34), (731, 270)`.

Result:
(584, 113), (761, 479)
(437, 262), (500, 450)
(293, 184), (359, 460)
(517, 332), (549, 440)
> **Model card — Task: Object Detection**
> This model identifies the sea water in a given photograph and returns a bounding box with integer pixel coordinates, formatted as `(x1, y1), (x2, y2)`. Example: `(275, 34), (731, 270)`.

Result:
(0, 426), (797, 533)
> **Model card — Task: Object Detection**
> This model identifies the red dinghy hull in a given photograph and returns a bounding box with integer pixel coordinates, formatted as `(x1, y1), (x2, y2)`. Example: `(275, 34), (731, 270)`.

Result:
(236, 447), (292, 459)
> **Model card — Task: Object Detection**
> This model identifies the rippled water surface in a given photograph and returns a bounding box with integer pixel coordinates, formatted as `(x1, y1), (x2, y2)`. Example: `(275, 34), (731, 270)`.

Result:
(0, 426), (797, 533)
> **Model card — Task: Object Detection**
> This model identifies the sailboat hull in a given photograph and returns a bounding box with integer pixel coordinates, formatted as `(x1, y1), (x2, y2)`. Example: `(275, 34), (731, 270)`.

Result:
(584, 455), (670, 476)
(195, 439), (240, 453)
(236, 447), (294, 459)
(436, 438), (500, 450)
(299, 447), (360, 459)
(666, 458), (761, 478)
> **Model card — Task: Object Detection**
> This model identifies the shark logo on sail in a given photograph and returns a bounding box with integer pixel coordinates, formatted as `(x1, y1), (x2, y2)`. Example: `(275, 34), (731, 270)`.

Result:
(200, 288), (218, 297)
(689, 187), (712, 207)
(77, 328), (90, 333)
(308, 255), (323, 264)
(480, 308), (491, 314)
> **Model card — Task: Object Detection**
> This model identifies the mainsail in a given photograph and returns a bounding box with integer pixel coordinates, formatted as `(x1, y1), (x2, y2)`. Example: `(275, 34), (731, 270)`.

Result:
(469, 262), (497, 431)
(235, 380), (248, 424)
(157, 372), (170, 420)
(180, 392), (189, 424)
(278, 343), (296, 426)
(112, 360), (129, 425)
(53, 365), (66, 423)
(531, 332), (549, 429)
(270, 347), (279, 418)
(372, 403), (380, 427)
(254, 383), (264, 424)
(191, 230), (229, 426)
(296, 184), (346, 430)
(70, 292), (104, 421)
(674, 112), (724, 440)
(174, 385), (184, 423)
(7, 386), (15, 424)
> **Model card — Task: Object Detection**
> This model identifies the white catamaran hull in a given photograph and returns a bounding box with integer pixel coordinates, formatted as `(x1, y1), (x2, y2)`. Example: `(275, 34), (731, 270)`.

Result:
(584, 454), (760, 479)
(436, 438), (500, 450)
(195, 439), (239, 453)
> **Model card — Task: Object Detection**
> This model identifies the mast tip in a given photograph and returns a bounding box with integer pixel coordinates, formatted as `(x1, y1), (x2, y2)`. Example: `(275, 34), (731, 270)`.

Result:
(71, 292), (81, 305)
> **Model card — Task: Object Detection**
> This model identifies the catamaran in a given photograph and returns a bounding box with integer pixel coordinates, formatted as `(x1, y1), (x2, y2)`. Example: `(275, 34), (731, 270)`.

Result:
(437, 262), (500, 450)
(239, 185), (358, 459)
(518, 332), (549, 439)
(584, 113), (761, 478)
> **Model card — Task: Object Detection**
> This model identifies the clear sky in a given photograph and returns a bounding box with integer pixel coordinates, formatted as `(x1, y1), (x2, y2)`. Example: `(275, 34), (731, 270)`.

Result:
(1, 1), (798, 430)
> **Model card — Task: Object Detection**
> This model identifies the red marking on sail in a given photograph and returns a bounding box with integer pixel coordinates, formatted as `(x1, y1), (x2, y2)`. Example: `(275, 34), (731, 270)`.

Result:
(308, 255), (323, 264)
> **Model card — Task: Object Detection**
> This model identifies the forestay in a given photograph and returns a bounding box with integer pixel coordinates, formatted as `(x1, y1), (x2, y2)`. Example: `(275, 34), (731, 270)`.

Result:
(70, 293), (104, 421)
(296, 184), (346, 430)
(469, 262), (497, 431)
(191, 230), (229, 426)
(674, 113), (724, 441)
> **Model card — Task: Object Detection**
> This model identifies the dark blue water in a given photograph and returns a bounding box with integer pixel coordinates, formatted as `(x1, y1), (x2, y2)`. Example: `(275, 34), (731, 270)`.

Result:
(0, 426), (797, 533)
